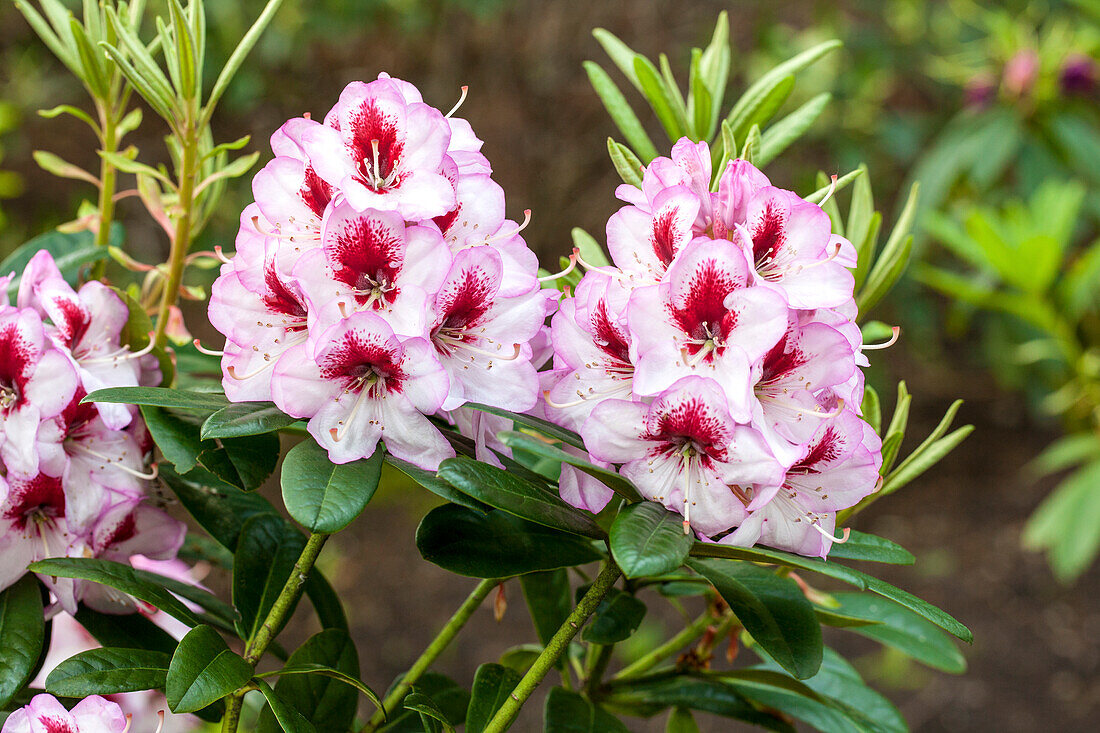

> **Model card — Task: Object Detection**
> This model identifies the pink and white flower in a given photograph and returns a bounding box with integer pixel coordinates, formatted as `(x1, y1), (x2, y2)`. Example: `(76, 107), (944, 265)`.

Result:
(1, 694), (129, 733)
(273, 311), (452, 468)
(582, 377), (782, 536)
(303, 77), (455, 220)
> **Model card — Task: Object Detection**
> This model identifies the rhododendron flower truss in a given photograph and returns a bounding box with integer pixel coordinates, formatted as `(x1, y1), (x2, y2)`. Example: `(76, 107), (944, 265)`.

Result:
(583, 377), (783, 536)
(273, 311), (452, 468)
(1, 694), (131, 733)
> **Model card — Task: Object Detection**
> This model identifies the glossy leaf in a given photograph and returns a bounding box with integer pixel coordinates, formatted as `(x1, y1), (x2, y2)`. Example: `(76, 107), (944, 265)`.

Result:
(0, 576), (45, 708)
(544, 688), (629, 733)
(384, 455), (489, 514)
(281, 440), (383, 534)
(832, 592), (966, 673)
(255, 678), (317, 733)
(28, 558), (198, 627)
(610, 501), (693, 578)
(416, 504), (603, 578)
(73, 606), (178, 656)
(580, 586), (647, 644)
(45, 648), (171, 696)
(519, 570), (572, 648)
(602, 676), (791, 731)
(463, 403), (584, 449)
(687, 558), (822, 679)
(497, 431), (642, 503)
(85, 386), (228, 412)
(690, 543), (972, 642)
(465, 663), (521, 733)
(141, 405), (207, 473)
(256, 630), (360, 733)
(201, 402), (297, 439)
(166, 625), (253, 713)
(826, 531), (914, 565)
(437, 457), (605, 538)
(234, 514), (307, 639)
(404, 691), (453, 733)
(377, 673), (469, 733)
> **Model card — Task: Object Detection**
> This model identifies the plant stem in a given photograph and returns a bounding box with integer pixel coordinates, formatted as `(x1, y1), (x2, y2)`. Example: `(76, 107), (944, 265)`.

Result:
(91, 104), (118, 281)
(483, 562), (621, 733)
(582, 643), (614, 699)
(221, 532), (328, 733)
(361, 577), (499, 732)
(152, 118), (198, 349)
(612, 611), (715, 681)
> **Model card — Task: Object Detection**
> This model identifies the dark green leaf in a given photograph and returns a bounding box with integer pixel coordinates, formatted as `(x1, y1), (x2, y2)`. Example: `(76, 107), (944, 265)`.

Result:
(385, 455), (490, 513)
(45, 648), (171, 697)
(690, 542), (972, 642)
(256, 630), (359, 733)
(199, 432), (280, 491)
(465, 663), (521, 733)
(687, 558), (822, 679)
(404, 691), (452, 732)
(416, 504), (603, 578)
(166, 625), (253, 713)
(497, 431), (642, 503)
(437, 457), (604, 538)
(544, 687), (630, 733)
(85, 387), (228, 412)
(0, 576), (45, 708)
(610, 502), (693, 578)
(201, 402), (297, 439)
(234, 515), (307, 639)
(141, 405), (207, 473)
(519, 570), (572, 648)
(579, 586), (647, 644)
(666, 707), (700, 733)
(281, 440), (383, 534)
(827, 531), (915, 565)
(27, 558), (198, 627)
(602, 677), (791, 731)
(832, 592), (966, 673)
(813, 607), (882, 629)
(463, 403), (584, 450)
(377, 673), (469, 733)
(255, 677), (317, 733)
(72, 605), (178, 656)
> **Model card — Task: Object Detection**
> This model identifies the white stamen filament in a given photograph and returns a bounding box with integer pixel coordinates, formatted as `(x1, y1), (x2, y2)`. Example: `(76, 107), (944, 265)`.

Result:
(122, 714), (132, 733)
(446, 85), (469, 118)
(681, 450), (695, 534)
(810, 521), (850, 544)
(329, 377), (375, 443)
(70, 443), (158, 479)
(193, 339), (224, 357)
(154, 711), (165, 733)
(472, 209), (533, 248)
(250, 215), (318, 241)
(214, 245), (233, 264)
(542, 380), (631, 410)
(862, 326), (901, 351)
(817, 174), (839, 207)
(538, 252), (578, 283)
(227, 359), (278, 382)
(80, 334), (156, 364)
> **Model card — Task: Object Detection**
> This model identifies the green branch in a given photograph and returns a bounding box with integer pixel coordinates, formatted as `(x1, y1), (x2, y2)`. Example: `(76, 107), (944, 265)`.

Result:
(361, 577), (500, 732)
(483, 561), (622, 733)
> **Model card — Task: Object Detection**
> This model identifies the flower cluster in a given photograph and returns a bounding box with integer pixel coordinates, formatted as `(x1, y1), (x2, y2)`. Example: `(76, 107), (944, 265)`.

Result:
(210, 74), (548, 470)
(544, 140), (882, 557)
(0, 251), (184, 612)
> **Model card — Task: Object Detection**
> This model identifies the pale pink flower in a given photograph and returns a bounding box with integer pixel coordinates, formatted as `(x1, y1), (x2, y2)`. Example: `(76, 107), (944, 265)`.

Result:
(582, 376), (782, 536)
(1, 694), (129, 733)
(272, 311), (452, 468)
(303, 78), (456, 220)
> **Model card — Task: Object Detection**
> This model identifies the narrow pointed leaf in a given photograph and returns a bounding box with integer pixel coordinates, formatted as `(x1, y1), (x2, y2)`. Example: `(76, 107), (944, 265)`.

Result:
(585, 61), (659, 163)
